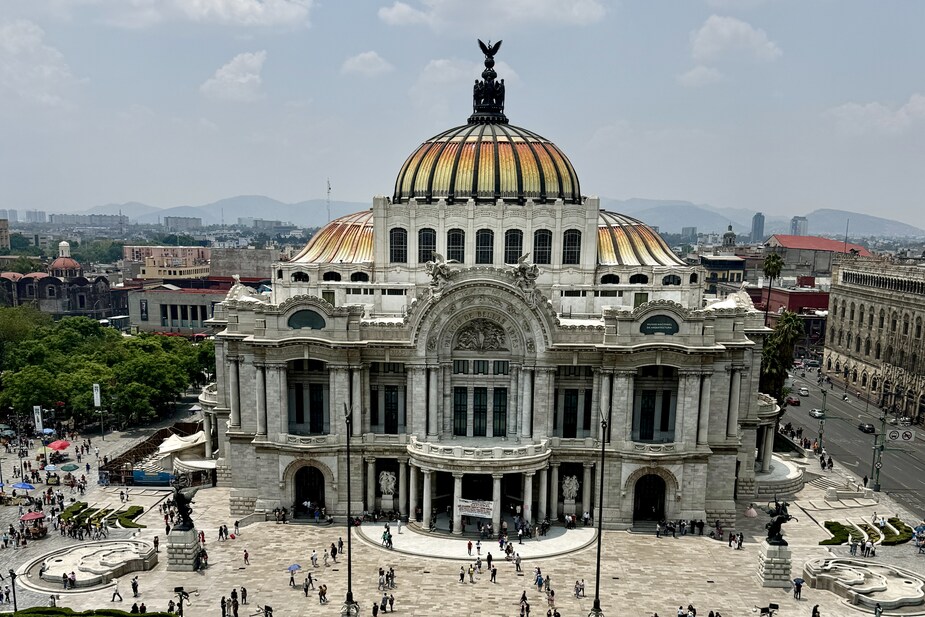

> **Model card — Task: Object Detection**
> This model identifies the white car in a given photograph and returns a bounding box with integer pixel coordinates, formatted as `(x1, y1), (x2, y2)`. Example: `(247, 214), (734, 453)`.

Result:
(798, 387), (810, 396)
(809, 408), (825, 419)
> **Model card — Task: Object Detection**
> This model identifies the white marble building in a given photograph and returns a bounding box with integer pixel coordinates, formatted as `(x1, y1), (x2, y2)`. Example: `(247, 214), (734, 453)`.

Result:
(199, 44), (773, 529)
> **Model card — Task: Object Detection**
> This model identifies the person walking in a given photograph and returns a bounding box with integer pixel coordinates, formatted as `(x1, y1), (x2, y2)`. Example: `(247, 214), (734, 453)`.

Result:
(467, 540), (473, 556)
(303, 578), (309, 596)
(153, 536), (159, 552)
(811, 605), (821, 617)
(794, 580), (803, 599)
(231, 598), (239, 617)
(111, 580), (123, 602)
(131, 576), (139, 597)
(241, 587), (247, 604)
(290, 571), (296, 587)
(874, 603), (883, 617)
(243, 549), (250, 565)
(490, 566), (497, 583)
(388, 595), (394, 612)
(862, 475), (869, 488)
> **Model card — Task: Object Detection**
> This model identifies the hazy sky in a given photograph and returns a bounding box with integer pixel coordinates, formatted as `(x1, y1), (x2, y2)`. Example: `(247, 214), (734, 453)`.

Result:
(2, 1), (923, 225)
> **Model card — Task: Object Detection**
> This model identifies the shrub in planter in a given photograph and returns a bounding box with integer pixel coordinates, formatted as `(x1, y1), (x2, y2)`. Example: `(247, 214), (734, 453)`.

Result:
(882, 518), (914, 546)
(820, 521), (849, 545)
(59, 502), (87, 522)
(117, 506), (145, 528)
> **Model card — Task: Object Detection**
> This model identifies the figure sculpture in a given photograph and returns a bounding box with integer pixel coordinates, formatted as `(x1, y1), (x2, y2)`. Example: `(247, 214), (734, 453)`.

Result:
(765, 513), (797, 545)
(378, 471), (397, 496)
(511, 253), (540, 292)
(561, 476), (580, 501)
(424, 252), (457, 291)
(469, 39), (508, 123)
(172, 484), (200, 532)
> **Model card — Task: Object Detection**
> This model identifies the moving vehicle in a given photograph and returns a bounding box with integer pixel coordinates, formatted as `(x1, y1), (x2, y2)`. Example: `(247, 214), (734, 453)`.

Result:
(786, 396), (800, 406)
(809, 409), (825, 419)
(858, 423), (876, 434)
(798, 387), (810, 396)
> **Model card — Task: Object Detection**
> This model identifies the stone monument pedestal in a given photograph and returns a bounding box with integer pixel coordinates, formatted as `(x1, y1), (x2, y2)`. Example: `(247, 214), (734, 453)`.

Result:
(167, 528), (202, 572)
(757, 540), (792, 588)
(381, 496), (395, 512)
(563, 498), (576, 516)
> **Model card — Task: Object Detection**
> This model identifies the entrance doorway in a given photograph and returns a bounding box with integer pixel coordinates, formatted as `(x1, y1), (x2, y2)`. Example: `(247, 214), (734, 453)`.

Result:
(633, 474), (666, 521)
(294, 466), (325, 517)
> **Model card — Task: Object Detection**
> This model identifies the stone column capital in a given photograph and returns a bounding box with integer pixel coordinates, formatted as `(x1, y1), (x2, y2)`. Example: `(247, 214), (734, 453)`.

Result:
(613, 369), (637, 377)
(365, 457), (377, 464)
(523, 471), (535, 478)
(550, 462), (560, 469)
(492, 473), (504, 480)
(422, 469), (433, 477)
(452, 472), (465, 479)
(397, 457), (409, 465)
(583, 462), (595, 469)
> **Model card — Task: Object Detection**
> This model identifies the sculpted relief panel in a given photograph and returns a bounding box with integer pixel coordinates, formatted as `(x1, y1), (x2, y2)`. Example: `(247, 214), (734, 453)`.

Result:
(455, 318), (507, 351)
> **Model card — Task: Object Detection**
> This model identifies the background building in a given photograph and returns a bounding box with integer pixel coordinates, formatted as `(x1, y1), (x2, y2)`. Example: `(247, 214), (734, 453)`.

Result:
(750, 212), (765, 244)
(825, 256), (925, 424)
(0, 219), (9, 251)
(765, 235), (871, 280)
(164, 216), (203, 232)
(789, 216), (808, 236)
(200, 46), (774, 531)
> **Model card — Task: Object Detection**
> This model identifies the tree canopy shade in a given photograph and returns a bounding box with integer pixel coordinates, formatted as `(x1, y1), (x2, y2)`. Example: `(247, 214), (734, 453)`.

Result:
(762, 252), (784, 327)
(759, 310), (804, 406)
(0, 311), (215, 427)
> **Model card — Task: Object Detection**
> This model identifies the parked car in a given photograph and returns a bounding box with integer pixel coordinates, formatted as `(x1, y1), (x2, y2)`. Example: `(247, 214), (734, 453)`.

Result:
(786, 396), (800, 406)
(858, 423), (876, 433)
(809, 408), (825, 419)
(798, 387), (810, 396)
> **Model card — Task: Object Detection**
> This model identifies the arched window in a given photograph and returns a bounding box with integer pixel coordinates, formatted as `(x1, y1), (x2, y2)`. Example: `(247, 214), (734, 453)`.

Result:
(389, 228), (408, 263)
(291, 271), (310, 282)
(891, 312), (898, 332)
(288, 310), (326, 330)
(447, 228), (465, 262)
(350, 272), (369, 282)
(875, 342), (881, 360)
(629, 274), (649, 284)
(865, 338), (871, 356)
(418, 228), (436, 263)
(903, 314), (910, 335)
(504, 229), (523, 264)
(322, 271), (342, 282)
(662, 275), (681, 286)
(878, 309), (885, 328)
(600, 274), (620, 284)
(849, 303), (855, 321)
(854, 337), (860, 353)
(562, 229), (581, 265)
(917, 317), (922, 338)
(858, 305), (864, 325)
(533, 229), (552, 265)
(861, 373), (868, 387)
(475, 229), (494, 264)
(47, 286), (56, 298)
(689, 273), (699, 284)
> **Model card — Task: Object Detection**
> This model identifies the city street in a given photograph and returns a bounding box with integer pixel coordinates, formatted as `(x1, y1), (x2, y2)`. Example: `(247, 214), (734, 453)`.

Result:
(781, 371), (925, 515)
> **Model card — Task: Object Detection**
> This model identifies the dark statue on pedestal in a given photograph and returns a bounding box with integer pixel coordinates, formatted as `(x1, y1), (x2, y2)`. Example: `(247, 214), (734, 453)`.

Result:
(468, 39), (508, 125)
(172, 484), (200, 532)
(765, 513), (797, 546)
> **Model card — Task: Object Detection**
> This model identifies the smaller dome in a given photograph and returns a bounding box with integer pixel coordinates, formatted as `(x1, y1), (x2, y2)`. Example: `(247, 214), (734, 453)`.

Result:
(293, 211), (373, 264)
(1, 272), (23, 281)
(50, 256), (81, 271)
(598, 211), (685, 267)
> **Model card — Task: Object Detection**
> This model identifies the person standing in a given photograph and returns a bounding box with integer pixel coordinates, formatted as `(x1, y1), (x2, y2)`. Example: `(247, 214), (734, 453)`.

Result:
(241, 587), (247, 604)
(153, 536), (159, 552)
(243, 549), (250, 565)
(490, 566), (497, 583)
(231, 598), (239, 617)
(303, 578), (309, 596)
(290, 571), (296, 587)
(388, 595), (394, 612)
(811, 605), (821, 617)
(874, 604), (882, 617)
(220, 596), (226, 617)
(372, 602), (379, 616)
(131, 576), (139, 597)
(794, 580), (803, 599)
(338, 537), (344, 554)
(467, 540), (473, 556)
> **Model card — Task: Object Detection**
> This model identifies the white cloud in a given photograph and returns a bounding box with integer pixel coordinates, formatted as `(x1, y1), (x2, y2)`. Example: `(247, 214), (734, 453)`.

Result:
(827, 94), (925, 135)
(341, 51), (394, 76)
(50, 0), (314, 28)
(200, 50), (267, 102)
(378, 0), (605, 29)
(690, 15), (781, 63)
(677, 65), (724, 88)
(0, 19), (80, 109)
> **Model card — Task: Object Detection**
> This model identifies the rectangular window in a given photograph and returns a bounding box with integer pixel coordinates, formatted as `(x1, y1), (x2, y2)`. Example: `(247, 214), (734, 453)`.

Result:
(660, 390), (672, 432)
(633, 292), (649, 308)
(295, 385), (305, 424)
(370, 386), (379, 425)
(493, 361), (509, 375)
(563, 389), (579, 438)
(492, 388), (507, 437)
(473, 387), (488, 437)
(453, 360), (469, 374)
(562, 290), (584, 297)
(453, 387), (468, 436)
(473, 360), (489, 375)
(308, 383), (325, 433)
(476, 229), (494, 264)
(384, 385), (399, 434)
(322, 291), (335, 305)
(639, 390), (656, 441)
(159, 303), (167, 327)
(583, 388), (593, 431)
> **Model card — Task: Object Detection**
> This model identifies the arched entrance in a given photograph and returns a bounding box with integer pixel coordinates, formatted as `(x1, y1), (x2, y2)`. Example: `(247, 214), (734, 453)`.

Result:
(633, 474), (666, 521)
(294, 466), (325, 516)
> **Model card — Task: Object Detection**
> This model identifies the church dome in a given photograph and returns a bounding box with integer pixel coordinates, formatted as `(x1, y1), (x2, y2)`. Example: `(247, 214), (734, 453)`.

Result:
(292, 210), (374, 264)
(392, 40), (580, 206)
(598, 211), (686, 267)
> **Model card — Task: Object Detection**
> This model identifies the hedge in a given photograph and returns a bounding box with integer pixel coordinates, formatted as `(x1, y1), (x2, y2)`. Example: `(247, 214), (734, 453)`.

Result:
(117, 506), (145, 529)
(859, 523), (881, 543)
(16, 609), (173, 617)
(820, 521), (849, 545)
(59, 502), (88, 522)
(882, 518), (915, 546)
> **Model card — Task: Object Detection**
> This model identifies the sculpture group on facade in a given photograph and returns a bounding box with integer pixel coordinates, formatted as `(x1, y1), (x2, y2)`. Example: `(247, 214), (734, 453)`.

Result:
(455, 319), (507, 352)
(425, 252), (457, 292)
(561, 475), (580, 501)
(378, 471), (397, 496)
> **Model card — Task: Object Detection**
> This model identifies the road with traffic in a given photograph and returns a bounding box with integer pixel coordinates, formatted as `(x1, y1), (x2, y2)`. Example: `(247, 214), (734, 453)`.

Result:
(781, 371), (925, 518)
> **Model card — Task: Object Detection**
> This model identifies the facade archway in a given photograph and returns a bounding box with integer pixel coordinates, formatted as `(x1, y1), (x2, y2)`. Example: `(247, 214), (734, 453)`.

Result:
(294, 466), (326, 516)
(281, 458), (336, 515)
(633, 474), (666, 521)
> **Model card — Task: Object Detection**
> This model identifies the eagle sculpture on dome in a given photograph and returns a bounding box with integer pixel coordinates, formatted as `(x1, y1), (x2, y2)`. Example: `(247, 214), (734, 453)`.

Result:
(478, 39), (502, 58)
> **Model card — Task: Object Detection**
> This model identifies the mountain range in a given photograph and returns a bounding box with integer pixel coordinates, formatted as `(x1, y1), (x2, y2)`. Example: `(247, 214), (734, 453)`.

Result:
(79, 195), (925, 238)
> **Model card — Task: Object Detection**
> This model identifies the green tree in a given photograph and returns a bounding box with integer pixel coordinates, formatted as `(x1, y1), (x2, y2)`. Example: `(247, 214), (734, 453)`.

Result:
(762, 251), (784, 327)
(5, 255), (42, 274)
(0, 305), (52, 368)
(759, 310), (805, 404)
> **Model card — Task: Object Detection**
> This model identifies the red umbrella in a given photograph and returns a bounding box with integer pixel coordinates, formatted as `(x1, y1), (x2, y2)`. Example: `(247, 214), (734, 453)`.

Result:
(48, 439), (71, 451)
(20, 511), (45, 521)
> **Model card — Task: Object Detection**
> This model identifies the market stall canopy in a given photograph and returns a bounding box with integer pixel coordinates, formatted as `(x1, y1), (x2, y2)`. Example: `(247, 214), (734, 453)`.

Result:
(157, 431), (206, 455)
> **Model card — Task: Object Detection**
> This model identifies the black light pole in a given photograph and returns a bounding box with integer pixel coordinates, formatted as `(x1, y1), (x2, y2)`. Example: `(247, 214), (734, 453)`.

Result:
(589, 414), (607, 617)
(9, 569), (18, 612)
(341, 403), (358, 617)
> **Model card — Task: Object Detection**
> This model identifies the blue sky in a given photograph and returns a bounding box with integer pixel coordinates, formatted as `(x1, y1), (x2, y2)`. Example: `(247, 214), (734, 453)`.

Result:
(1, 0), (923, 225)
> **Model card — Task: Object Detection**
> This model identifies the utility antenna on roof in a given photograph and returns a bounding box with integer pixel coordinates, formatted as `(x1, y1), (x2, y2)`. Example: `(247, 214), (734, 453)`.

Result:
(326, 178), (332, 223)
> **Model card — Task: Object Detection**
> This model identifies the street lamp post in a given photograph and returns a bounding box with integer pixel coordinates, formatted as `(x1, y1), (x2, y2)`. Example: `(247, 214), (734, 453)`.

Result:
(869, 410), (887, 492)
(818, 390), (827, 452)
(9, 569), (18, 612)
(341, 403), (359, 617)
(588, 414), (608, 617)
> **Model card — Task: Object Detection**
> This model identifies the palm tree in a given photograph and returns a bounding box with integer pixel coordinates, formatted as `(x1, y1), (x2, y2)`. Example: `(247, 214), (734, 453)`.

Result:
(762, 252), (784, 326)
(759, 310), (805, 403)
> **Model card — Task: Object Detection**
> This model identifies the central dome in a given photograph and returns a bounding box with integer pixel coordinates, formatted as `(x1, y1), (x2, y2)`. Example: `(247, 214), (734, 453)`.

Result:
(393, 40), (581, 206)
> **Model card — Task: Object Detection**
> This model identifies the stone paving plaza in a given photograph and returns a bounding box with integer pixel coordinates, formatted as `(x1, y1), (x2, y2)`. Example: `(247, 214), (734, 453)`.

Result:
(3, 422), (924, 616)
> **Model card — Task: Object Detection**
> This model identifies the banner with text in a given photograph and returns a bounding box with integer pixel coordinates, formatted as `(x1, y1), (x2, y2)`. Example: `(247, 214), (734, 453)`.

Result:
(456, 498), (493, 519)
(33, 406), (43, 433)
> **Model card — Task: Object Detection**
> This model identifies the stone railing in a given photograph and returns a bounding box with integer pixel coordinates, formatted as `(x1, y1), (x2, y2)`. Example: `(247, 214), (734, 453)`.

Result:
(199, 383), (217, 405)
(408, 435), (551, 471)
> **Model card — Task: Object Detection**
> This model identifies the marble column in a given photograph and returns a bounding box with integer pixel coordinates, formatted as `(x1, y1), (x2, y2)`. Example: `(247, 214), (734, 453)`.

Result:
(509, 367), (520, 437)
(409, 465), (419, 522)
(452, 473), (463, 535)
(422, 470), (433, 527)
(761, 426), (774, 473)
(538, 467), (548, 523)
(203, 413), (213, 458)
(229, 357), (241, 427)
(255, 364), (267, 437)
(398, 459), (408, 517)
(492, 474), (503, 531)
(549, 463), (560, 519)
(726, 367), (742, 438)
(697, 373), (712, 445)
(679, 371), (700, 445)
(427, 367), (439, 437)
(366, 457), (376, 512)
(581, 463), (593, 515)
(522, 472), (534, 524)
(613, 370), (635, 443)
(279, 364), (289, 434)
(520, 368), (533, 438)
(351, 366), (363, 437)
